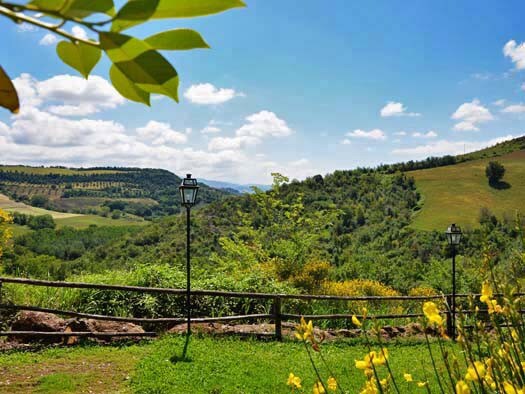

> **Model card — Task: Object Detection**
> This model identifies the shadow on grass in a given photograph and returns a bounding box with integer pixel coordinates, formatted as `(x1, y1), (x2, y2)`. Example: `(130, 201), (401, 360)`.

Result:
(169, 332), (192, 364)
(489, 181), (511, 190)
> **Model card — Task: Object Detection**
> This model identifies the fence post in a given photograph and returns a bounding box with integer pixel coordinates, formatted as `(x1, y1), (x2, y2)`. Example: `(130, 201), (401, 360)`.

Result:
(273, 295), (282, 341)
(446, 294), (453, 338)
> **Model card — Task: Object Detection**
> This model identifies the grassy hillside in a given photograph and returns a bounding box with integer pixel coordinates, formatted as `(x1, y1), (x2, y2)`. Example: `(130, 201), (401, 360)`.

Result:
(0, 193), (147, 229)
(411, 150), (525, 230)
(0, 165), (232, 219)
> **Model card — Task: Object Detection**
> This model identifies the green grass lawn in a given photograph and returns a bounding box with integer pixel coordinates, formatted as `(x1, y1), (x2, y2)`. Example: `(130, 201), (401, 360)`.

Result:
(410, 150), (525, 231)
(0, 335), (454, 393)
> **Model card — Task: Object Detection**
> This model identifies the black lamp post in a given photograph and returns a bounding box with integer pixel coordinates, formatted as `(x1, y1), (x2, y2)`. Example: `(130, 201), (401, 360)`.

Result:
(179, 174), (199, 335)
(445, 223), (462, 339)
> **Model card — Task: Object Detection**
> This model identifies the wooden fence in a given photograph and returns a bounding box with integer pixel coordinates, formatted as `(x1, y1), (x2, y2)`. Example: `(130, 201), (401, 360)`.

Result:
(0, 276), (504, 341)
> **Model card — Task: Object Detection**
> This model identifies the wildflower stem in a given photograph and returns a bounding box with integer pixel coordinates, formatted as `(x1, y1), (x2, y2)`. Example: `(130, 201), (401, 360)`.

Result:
(318, 351), (347, 394)
(423, 329), (446, 394)
(303, 340), (328, 394)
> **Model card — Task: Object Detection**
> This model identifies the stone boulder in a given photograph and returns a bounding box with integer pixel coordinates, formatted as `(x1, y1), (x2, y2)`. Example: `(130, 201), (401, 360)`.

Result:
(10, 311), (67, 343)
(64, 318), (145, 343)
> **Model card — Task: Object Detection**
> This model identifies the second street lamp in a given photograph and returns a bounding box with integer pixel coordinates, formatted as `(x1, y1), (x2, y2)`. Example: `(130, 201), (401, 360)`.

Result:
(179, 174), (199, 335)
(445, 223), (462, 339)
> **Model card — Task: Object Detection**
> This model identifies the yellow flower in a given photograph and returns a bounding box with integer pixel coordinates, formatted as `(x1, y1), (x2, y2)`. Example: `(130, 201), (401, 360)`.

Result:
(355, 349), (388, 371)
(403, 373), (413, 382)
(327, 377), (337, 392)
(456, 380), (470, 394)
(360, 380), (379, 394)
(372, 348), (388, 366)
(352, 314), (362, 327)
(0, 209), (12, 224)
(487, 299), (503, 314)
(503, 382), (525, 394)
(355, 356), (372, 370)
(480, 281), (493, 304)
(295, 317), (314, 342)
(423, 302), (443, 326)
(465, 361), (486, 381)
(287, 372), (302, 389)
(313, 381), (326, 394)
(417, 381), (428, 387)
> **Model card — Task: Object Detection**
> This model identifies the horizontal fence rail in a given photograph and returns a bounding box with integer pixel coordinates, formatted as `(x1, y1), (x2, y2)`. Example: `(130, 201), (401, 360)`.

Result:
(0, 277), (523, 341)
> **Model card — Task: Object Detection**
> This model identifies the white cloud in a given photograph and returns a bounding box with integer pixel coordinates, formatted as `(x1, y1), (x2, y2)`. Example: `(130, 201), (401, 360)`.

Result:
(501, 104), (525, 114)
(3, 74), (295, 184)
(207, 111), (292, 152)
(451, 99), (494, 131)
(208, 136), (258, 151)
(341, 139), (352, 145)
(201, 120), (222, 134)
(183, 83), (243, 104)
(493, 99), (506, 107)
(394, 131), (407, 136)
(345, 129), (387, 141)
(71, 26), (88, 40)
(380, 101), (421, 117)
(236, 110), (292, 138)
(6, 107), (127, 146)
(471, 72), (492, 81)
(412, 131), (438, 138)
(392, 135), (516, 158)
(39, 33), (58, 46)
(201, 126), (221, 134)
(136, 121), (187, 145)
(453, 121), (479, 131)
(12, 74), (43, 108)
(17, 23), (38, 32)
(503, 40), (525, 70)
(290, 158), (309, 167)
(13, 74), (125, 116)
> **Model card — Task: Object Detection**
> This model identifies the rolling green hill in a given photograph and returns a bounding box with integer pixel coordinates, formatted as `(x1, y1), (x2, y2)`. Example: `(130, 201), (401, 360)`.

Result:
(410, 150), (525, 231)
(0, 192), (148, 230)
(0, 166), (233, 220)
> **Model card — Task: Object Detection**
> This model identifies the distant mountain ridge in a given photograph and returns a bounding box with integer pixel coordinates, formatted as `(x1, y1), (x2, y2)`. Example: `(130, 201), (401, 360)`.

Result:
(201, 179), (271, 194)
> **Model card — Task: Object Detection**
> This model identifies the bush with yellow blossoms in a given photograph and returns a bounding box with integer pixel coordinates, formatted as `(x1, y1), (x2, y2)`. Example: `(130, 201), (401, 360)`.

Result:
(0, 208), (13, 265)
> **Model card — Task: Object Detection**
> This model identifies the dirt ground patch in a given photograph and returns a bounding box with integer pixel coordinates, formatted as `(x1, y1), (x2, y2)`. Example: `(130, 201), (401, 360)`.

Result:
(0, 345), (148, 393)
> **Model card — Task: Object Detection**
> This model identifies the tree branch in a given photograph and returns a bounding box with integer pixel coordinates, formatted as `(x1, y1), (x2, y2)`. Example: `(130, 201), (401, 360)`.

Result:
(0, 5), (100, 47)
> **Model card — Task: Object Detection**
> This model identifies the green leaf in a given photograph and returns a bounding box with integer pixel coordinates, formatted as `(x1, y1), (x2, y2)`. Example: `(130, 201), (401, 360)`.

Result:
(154, 0), (246, 17)
(111, 0), (159, 32)
(61, 0), (115, 18)
(28, 0), (68, 11)
(145, 29), (209, 51)
(0, 66), (20, 114)
(100, 32), (179, 102)
(112, 0), (245, 32)
(109, 65), (150, 105)
(56, 40), (101, 79)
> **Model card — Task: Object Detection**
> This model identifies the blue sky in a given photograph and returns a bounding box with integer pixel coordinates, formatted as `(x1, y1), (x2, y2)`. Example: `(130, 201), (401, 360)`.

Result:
(1, 0), (524, 183)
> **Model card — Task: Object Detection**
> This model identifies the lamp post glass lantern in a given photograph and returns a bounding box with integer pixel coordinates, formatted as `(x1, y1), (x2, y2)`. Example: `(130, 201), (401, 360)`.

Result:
(446, 223), (462, 246)
(179, 174), (199, 207)
(445, 223), (462, 339)
(179, 174), (199, 336)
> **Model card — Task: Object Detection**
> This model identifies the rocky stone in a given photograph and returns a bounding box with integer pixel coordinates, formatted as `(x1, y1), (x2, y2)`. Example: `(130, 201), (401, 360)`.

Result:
(10, 311), (67, 343)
